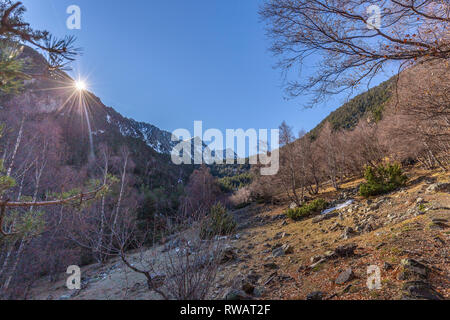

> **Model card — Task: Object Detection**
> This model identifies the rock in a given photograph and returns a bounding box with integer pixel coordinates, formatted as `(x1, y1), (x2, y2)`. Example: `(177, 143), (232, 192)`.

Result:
(306, 291), (326, 300)
(272, 247), (285, 257)
(272, 243), (293, 257)
(334, 243), (357, 257)
(335, 268), (354, 285)
(323, 250), (337, 259)
(223, 289), (248, 300)
(400, 259), (430, 279)
(242, 282), (255, 295)
(416, 197), (425, 204)
(341, 227), (357, 239)
(402, 281), (444, 300)
(310, 255), (322, 264)
(246, 271), (260, 284)
(253, 286), (265, 298)
(426, 182), (450, 194)
(429, 221), (449, 230)
(289, 202), (298, 209)
(383, 262), (394, 271)
(312, 211), (339, 223)
(220, 247), (237, 264)
(278, 274), (294, 282)
(272, 214), (285, 221)
(282, 243), (294, 254)
(263, 262), (279, 270)
(330, 222), (344, 232)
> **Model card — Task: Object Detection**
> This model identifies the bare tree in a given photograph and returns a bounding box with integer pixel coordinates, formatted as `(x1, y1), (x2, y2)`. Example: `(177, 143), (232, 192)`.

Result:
(260, 0), (450, 105)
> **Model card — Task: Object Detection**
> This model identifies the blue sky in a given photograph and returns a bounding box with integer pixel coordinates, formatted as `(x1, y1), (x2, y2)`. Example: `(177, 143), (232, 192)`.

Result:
(22, 0), (391, 137)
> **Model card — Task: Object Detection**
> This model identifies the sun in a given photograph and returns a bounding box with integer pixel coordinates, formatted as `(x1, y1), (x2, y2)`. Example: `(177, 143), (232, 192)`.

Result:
(75, 80), (87, 91)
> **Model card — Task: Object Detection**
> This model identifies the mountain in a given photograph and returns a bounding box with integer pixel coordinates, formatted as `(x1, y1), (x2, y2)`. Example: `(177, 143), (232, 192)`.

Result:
(309, 78), (395, 139)
(0, 45), (194, 190)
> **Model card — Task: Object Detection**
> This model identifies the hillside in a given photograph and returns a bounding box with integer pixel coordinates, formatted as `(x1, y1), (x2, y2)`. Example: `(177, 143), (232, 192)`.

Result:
(309, 78), (394, 139)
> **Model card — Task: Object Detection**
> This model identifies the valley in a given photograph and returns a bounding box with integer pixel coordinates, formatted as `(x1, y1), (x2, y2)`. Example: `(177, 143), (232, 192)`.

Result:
(29, 167), (449, 300)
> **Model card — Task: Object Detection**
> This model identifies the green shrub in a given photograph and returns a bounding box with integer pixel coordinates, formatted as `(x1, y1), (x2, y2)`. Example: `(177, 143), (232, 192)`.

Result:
(200, 204), (237, 240)
(359, 163), (407, 198)
(285, 199), (328, 221)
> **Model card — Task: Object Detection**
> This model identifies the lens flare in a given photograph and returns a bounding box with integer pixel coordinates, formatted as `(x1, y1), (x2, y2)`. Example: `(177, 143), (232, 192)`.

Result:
(75, 80), (87, 91)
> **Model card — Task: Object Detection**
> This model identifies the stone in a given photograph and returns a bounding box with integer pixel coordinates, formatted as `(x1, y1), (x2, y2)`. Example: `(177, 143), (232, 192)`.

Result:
(242, 282), (255, 295)
(263, 262), (279, 270)
(272, 247), (285, 257)
(223, 289), (248, 300)
(400, 259), (430, 279)
(272, 243), (293, 257)
(246, 271), (260, 284)
(306, 291), (325, 300)
(253, 286), (265, 298)
(334, 243), (357, 257)
(335, 268), (354, 285)
(402, 281), (444, 300)
(282, 243), (294, 254)
(429, 221), (449, 230)
(383, 262), (394, 271)
(416, 197), (425, 204)
(220, 248), (237, 264)
(341, 227), (357, 239)
(426, 182), (450, 194)
(312, 211), (339, 223)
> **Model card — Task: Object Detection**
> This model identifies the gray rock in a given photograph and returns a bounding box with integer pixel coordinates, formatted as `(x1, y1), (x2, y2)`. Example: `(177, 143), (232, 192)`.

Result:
(306, 291), (325, 300)
(312, 211), (339, 223)
(402, 281), (444, 300)
(263, 262), (279, 270)
(334, 243), (357, 257)
(341, 227), (357, 239)
(426, 182), (450, 194)
(242, 282), (255, 295)
(253, 286), (265, 297)
(401, 259), (429, 279)
(383, 262), (394, 271)
(335, 268), (354, 285)
(223, 289), (248, 300)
